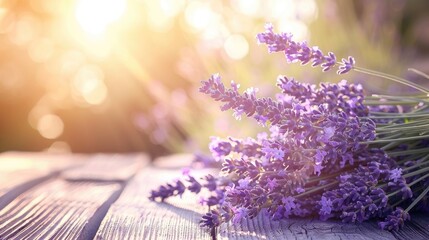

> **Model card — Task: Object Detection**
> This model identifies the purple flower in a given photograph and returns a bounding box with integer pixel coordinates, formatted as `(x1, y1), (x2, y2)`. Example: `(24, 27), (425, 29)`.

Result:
(322, 127), (335, 141)
(149, 180), (186, 201)
(232, 207), (248, 224)
(233, 108), (244, 120)
(200, 209), (222, 228)
(313, 162), (324, 176)
(256, 23), (292, 52)
(261, 143), (285, 160)
(295, 187), (305, 194)
(378, 208), (410, 231)
(244, 87), (259, 98)
(187, 176), (202, 193)
(209, 137), (232, 160)
(238, 177), (252, 188)
(204, 174), (218, 191)
(321, 52), (337, 72)
(266, 178), (278, 191)
(193, 152), (220, 168)
(257, 24), (355, 74)
(319, 196), (333, 220)
(337, 56), (355, 74)
(389, 168), (402, 183)
(182, 167), (190, 176)
(282, 196), (296, 218)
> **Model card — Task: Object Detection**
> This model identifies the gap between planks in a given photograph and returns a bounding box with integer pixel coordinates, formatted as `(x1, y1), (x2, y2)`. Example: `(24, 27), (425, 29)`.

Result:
(0, 152), (149, 240)
(1, 153), (429, 240)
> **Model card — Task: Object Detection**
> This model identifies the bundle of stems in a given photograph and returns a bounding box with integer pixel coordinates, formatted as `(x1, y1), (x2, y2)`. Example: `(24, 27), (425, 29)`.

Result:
(149, 24), (429, 236)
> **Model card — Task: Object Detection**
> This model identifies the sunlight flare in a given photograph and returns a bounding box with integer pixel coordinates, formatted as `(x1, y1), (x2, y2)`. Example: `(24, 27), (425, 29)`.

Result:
(75, 0), (127, 35)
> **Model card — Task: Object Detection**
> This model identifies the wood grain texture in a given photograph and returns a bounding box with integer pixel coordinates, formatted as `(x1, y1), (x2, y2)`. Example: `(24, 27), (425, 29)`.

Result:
(95, 154), (429, 240)
(0, 152), (81, 210)
(62, 153), (148, 182)
(392, 214), (429, 240)
(218, 214), (397, 240)
(0, 152), (77, 193)
(0, 179), (121, 240)
(95, 166), (211, 240)
(0, 153), (428, 240)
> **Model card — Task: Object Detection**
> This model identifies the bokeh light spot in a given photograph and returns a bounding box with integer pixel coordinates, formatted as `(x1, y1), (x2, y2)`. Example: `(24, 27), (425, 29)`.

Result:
(231, 0), (261, 16)
(224, 34), (249, 60)
(159, 0), (186, 17)
(72, 65), (108, 105)
(37, 114), (64, 139)
(185, 2), (215, 31)
(8, 15), (38, 46)
(28, 38), (54, 63)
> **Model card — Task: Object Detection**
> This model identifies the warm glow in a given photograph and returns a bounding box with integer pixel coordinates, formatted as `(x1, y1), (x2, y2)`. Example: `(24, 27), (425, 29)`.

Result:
(37, 114), (64, 139)
(75, 0), (127, 35)
(185, 1), (216, 31)
(46, 141), (71, 153)
(224, 34), (249, 60)
(231, 0), (261, 16)
(72, 65), (108, 105)
(28, 38), (54, 63)
(277, 19), (308, 41)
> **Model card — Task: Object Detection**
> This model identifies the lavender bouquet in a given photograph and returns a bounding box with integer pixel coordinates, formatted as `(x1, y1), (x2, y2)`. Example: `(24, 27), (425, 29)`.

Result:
(150, 24), (429, 236)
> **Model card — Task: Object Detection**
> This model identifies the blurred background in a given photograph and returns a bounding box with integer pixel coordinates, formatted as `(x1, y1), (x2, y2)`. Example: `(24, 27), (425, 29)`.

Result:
(0, 0), (428, 158)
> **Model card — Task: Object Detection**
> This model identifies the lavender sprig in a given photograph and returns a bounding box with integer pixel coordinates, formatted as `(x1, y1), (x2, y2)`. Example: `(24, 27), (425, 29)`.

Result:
(257, 23), (355, 74)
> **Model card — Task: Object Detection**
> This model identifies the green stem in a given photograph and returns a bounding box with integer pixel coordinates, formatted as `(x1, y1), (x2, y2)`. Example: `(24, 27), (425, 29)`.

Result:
(353, 67), (429, 94)
(365, 101), (423, 105)
(365, 134), (429, 144)
(408, 173), (429, 188)
(387, 148), (429, 157)
(381, 141), (401, 151)
(376, 123), (429, 132)
(391, 198), (407, 208)
(366, 93), (429, 99)
(377, 127), (429, 140)
(378, 132), (403, 141)
(396, 153), (428, 166)
(408, 68), (429, 80)
(366, 114), (429, 119)
(403, 166), (429, 178)
(306, 169), (351, 184)
(405, 185), (429, 213)
(377, 118), (429, 130)
(385, 173), (428, 199)
(295, 181), (338, 198)
(402, 155), (429, 172)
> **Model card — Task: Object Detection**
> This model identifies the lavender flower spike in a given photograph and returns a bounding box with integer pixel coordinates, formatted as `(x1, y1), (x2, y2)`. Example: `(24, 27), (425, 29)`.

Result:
(257, 23), (355, 74)
(337, 56), (356, 74)
(256, 23), (292, 53)
(378, 208), (410, 231)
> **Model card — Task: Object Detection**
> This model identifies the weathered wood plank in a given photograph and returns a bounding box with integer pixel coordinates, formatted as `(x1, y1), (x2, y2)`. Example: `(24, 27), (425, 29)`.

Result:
(0, 179), (122, 240)
(216, 199), (428, 239)
(218, 214), (397, 240)
(95, 166), (211, 240)
(0, 152), (81, 210)
(1, 153), (428, 240)
(96, 154), (429, 240)
(0, 152), (78, 193)
(62, 153), (148, 182)
(0, 153), (149, 239)
(393, 214), (429, 240)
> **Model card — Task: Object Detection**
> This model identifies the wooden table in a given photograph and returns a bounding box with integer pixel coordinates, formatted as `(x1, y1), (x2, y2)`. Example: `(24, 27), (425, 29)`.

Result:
(0, 152), (428, 240)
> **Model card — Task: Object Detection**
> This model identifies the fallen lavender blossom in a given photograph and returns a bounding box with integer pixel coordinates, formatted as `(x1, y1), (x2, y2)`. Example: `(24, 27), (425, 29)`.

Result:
(150, 24), (429, 236)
